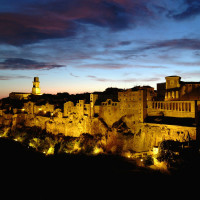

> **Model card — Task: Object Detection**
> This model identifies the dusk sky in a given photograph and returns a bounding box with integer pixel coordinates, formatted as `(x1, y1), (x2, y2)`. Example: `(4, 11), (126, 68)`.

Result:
(0, 0), (200, 98)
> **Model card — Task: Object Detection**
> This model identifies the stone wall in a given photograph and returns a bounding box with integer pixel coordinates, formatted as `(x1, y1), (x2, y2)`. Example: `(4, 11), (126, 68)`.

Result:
(106, 120), (196, 153)
(23, 113), (109, 137)
(0, 108), (197, 153)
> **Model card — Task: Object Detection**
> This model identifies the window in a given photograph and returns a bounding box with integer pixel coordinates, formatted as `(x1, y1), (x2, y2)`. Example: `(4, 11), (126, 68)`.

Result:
(189, 103), (191, 112)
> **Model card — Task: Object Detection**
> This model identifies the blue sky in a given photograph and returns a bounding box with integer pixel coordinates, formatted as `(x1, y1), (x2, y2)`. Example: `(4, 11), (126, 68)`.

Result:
(0, 0), (200, 98)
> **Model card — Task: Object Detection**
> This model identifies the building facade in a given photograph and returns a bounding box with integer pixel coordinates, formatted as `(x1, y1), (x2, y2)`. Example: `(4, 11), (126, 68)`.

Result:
(157, 76), (200, 101)
(4, 75), (200, 147)
(9, 77), (42, 100)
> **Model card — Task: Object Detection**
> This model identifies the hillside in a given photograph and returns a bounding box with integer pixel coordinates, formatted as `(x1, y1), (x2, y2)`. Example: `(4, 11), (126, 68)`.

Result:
(0, 137), (169, 198)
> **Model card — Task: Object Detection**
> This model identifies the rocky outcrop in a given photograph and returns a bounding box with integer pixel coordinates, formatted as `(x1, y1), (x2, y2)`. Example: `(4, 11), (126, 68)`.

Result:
(0, 112), (196, 153)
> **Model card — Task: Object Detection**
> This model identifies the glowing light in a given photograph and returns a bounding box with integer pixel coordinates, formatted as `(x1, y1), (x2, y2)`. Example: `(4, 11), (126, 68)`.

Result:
(93, 147), (102, 154)
(122, 151), (132, 159)
(153, 146), (159, 155)
(46, 146), (54, 155)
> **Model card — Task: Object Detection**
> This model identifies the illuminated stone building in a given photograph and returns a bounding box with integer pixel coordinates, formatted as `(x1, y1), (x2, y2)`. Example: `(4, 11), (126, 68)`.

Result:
(9, 77), (42, 100)
(149, 75), (200, 120)
(157, 75), (200, 101)
(9, 92), (31, 100)
(88, 87), (153, 126)
(32, 77), (41, 95)
(2, 75), (200, 151)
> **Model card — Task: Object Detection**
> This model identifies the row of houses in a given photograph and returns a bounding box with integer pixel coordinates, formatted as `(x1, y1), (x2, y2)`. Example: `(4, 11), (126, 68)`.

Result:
(1, 75), (200, 129)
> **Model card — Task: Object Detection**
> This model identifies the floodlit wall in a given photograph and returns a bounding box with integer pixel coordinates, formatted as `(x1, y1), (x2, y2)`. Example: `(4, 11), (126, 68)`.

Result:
(118, 89), (147, 122)
(33, 103), (54, 114)
(24, 102), (34, 114)
(64, 100), (91, 118)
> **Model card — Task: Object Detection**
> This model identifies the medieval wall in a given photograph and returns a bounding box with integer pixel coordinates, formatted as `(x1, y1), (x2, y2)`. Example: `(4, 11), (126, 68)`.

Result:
(23, 113), (108, 137)
(0, 111), (197, 153)
(106, 121), (196, 153)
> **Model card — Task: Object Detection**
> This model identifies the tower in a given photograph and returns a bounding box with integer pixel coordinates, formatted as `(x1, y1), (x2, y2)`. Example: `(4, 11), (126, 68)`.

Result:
(32, 77), (41, 95)
(90, 93), (98, 116)
(165, 76), (181, 100)
(165, 76), (181, 90)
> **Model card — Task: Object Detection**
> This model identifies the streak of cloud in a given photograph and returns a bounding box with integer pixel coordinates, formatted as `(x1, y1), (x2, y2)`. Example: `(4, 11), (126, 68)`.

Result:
(0, 58), (66, 70)
(87, 75), (160, 83)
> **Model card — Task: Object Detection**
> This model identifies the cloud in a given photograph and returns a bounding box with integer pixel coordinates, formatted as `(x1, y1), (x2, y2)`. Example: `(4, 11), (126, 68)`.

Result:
(78, 63), (166, 70)
(0, 13), (76, 46)
(87, 75), (110, 82)
(135, 38), (200, 53)
(174, 71), (200, 79)
(0, 0), (158, 45)
(104, 40), (132, 48)
(0, 75), (31, 80)
(70, 73), (79, 78)
(0, 58), (65, 70)
(87, 75), (160, 83)
(118, 41), (132, 46)
(175, 61), (200, 66)
(149, 39), (200, 50)
(78, 63), (130, 69)
(87, 75), (137, 82)
(39, 0), (154, 29)
(170, 0), (200, 20)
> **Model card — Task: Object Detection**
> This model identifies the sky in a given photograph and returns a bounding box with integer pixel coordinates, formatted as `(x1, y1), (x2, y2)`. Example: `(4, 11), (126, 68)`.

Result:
(0, 0), (200, 98)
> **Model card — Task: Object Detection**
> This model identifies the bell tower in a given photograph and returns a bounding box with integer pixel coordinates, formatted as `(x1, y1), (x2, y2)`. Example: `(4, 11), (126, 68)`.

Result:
(32, 77), (41, 95)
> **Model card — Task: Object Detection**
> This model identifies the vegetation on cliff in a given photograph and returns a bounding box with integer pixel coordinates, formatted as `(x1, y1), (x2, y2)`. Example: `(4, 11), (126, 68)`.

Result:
(0, 125), (106, 156)
(0, 113), (199, 174)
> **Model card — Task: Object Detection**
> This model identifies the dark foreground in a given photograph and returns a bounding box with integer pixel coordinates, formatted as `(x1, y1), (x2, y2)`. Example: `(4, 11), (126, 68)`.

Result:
(0, 138), (200, 199)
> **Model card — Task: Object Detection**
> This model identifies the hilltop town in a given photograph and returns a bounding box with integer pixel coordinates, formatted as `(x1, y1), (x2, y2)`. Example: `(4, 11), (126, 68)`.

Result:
(0, 76), (200, 165)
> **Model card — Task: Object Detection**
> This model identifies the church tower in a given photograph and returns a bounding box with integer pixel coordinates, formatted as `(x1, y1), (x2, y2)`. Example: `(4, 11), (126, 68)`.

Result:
(32, 77), (41, 95)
